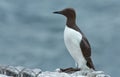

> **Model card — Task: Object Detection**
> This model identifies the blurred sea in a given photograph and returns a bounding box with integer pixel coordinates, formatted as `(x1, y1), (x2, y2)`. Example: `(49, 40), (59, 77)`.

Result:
(0, 0), (120, 77)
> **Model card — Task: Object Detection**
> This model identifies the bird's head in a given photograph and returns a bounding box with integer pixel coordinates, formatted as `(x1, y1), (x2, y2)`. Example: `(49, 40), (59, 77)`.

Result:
(53, 8), (76, 19)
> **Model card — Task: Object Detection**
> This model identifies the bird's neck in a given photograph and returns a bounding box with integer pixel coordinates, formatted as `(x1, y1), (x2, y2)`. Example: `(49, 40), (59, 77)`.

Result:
(66, 18), (76, 28)
(66, 18), (83, 34)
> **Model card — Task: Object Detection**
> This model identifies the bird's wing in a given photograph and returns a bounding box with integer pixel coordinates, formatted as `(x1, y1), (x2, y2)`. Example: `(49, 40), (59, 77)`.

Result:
(80, 37), (91, 57)
(80, 37), (95, 70)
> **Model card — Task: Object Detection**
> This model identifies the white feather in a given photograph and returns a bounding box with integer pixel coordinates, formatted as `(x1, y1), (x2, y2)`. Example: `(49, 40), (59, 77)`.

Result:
(64, 26), (89, 70)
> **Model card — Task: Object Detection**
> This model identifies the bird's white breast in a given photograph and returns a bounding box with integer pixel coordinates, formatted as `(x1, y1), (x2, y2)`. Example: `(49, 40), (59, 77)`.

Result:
(64, 26), (86, 68)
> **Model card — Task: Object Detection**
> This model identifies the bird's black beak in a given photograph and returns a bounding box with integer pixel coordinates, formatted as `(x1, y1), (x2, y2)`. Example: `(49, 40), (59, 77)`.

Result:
(53, 11), (61, 14)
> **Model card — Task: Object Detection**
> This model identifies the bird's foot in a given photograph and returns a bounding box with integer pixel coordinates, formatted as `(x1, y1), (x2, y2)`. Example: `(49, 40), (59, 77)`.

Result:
(59, 67), (80, 73)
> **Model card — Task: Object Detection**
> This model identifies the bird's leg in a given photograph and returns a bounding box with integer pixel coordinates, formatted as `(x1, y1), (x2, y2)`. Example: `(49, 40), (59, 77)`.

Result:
(75, 62), (79, 68)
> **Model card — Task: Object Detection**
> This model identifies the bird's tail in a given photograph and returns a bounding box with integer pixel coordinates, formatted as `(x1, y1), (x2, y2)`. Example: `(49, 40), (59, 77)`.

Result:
(86, 57), (95, 70)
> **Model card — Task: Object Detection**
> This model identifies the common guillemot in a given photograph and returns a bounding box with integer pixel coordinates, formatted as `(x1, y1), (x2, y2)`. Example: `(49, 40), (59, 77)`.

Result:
(53, 8), (95, 72)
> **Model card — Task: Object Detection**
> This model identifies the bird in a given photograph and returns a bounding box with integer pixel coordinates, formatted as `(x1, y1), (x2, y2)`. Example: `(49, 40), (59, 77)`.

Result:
(53, 8), (95, 72)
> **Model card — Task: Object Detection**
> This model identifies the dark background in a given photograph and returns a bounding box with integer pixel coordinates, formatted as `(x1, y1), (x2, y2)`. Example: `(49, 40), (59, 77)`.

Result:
(0, 0), (120, 77)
